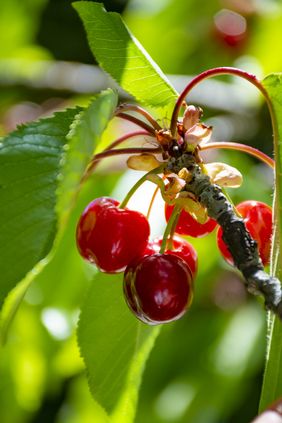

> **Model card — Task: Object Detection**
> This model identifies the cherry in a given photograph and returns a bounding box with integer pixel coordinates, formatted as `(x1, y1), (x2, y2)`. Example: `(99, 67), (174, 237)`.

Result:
(124, 254), (193, 325)
(143, 236), (198, 278)
(213, 9), (248, 50)
(76, 197), (150, 273)
(165, 203), (217, 238)
(217, 200), (272, 266)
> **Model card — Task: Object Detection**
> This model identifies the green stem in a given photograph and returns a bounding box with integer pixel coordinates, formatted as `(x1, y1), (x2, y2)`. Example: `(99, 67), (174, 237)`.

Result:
(146, 185), (159, 220)
(119, 165), (165, 209)
(160, 205), (181, 254)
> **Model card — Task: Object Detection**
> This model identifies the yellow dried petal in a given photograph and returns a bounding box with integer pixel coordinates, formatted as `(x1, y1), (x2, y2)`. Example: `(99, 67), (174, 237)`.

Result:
(166, 176), (186, 195)
(205, 162), (243, 188)
(127, 153), (161, 171)
(175, 194), (209, 224)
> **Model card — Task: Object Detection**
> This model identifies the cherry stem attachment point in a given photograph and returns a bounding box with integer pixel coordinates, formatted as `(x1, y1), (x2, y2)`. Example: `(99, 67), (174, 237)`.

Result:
(160, 204), (182, 254)
(200, 141), (274, 169)
(119, 165), (165, 209)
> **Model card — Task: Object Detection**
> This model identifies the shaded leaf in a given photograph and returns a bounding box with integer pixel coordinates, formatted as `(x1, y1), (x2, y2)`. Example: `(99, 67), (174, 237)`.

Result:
(0, 108), (79, 308)
(78, 272), (159, 420)
(57, 89), (118, 226)
(259, 74), (282, 410)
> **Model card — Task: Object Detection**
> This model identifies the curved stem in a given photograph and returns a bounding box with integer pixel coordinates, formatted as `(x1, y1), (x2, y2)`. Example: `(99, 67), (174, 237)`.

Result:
(146, 185), (159, 220)
(116, 104), (162, 131)
(170, 67), (272, 137)
(119, 165), (165, 209)
(200, 141), (274, 169)
(103, 131), (156, 151)
(116, 112), (156, 135)
(160, 205), (181, 254)
(81, 147), (162, 184)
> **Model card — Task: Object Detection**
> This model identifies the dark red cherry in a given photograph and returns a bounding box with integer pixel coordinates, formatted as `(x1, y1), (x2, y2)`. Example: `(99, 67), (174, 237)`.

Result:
(217, 200), (272, 266)
(76, 197), (150, 273)
(165, 203), (217, 238)
(124, 253), (193, 325)
(143, 236), (198, 278)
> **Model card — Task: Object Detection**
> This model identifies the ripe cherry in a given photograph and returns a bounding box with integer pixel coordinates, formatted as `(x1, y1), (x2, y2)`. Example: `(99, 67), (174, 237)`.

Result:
(143, 236), (198, 278)
(213, 9), (248, 50)
(76, 197), (150, 273)
(165, 203), (217, 238)
(217, 200), (272, 266)
(124, 254), (193, 325)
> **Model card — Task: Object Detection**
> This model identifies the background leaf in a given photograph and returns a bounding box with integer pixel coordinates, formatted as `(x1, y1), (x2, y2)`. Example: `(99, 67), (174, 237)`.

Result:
(0, 108), (78, 308)
(73, 1), (178, 114)
(78, 272), (159, 421)
(259, 73), (282, 411)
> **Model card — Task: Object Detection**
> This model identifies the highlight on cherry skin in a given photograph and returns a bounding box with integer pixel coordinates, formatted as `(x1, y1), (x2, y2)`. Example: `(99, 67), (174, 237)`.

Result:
(76, 197), (150, 273)
(165, 203), (217, 238)
(217, 200), (273, 266)
(123, 253), (193, 325)
(143, 236), (198, 279)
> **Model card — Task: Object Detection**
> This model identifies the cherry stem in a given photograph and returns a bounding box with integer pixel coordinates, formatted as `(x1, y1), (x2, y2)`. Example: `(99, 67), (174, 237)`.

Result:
(170, 67), (272, 138)
(160, 204), (181, 254)
(200, 141), (274, 168)
(146, 185), (159, 220)
(116, 104), (162, 131)
(116, 112), (156, 135)
(102, 130), (155, 151)
(119, 165), (165, 209)
(81, 146), (162, 184)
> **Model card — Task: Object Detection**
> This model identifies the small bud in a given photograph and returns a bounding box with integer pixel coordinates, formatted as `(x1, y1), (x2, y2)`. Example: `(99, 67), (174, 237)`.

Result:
(127, 154), (161, 171)
(205, 162), (243, 188)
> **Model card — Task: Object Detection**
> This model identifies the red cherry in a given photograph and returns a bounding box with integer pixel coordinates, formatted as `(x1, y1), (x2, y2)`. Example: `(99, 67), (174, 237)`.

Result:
(213, 9), (248, 50)
(124, 254), (193, 324)
(217, 200), (272, 266)
(165, 203), (217, 238)
(143, 236), (198, 278)
(76, 197), (150, 273)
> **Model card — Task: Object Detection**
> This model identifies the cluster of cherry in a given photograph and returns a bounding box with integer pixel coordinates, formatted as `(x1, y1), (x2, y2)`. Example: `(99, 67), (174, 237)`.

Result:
(76, 195), (272, 325)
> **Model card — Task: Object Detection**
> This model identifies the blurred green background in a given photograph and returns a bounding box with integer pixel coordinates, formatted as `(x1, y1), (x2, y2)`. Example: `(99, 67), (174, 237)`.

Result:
(0, 0), (280, 422)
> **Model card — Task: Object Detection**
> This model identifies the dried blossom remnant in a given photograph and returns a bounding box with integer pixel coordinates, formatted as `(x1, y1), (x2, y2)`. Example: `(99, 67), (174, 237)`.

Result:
(183, 105), (203, 131)
(184, 123), (212, 146)
(127, 153), (162, 171)
(181, 105), (212, 150)
(204, 162), (243, 188)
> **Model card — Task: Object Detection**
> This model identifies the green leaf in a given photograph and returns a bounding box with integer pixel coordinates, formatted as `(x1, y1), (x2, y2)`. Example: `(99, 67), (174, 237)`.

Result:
(0, 90), (117, 339)
(0, 108), (79, 308)
(73, 1), (178, 113)
(259, 74), (282, 411)
(78, 273), (159, 421)
(57, 89), (118, 226)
